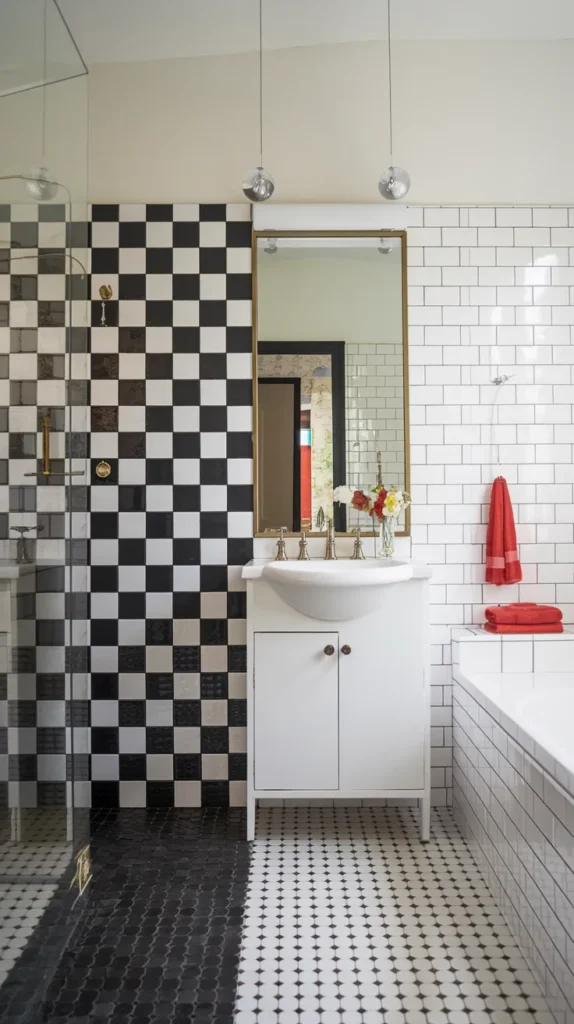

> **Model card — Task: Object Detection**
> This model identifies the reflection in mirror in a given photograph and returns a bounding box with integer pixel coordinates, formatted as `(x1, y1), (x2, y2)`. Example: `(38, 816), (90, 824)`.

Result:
(254, 232), (409, 536)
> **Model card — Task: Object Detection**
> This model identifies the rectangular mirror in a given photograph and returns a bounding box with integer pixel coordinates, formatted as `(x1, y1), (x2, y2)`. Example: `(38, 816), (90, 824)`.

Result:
(253, 230), (410, 536)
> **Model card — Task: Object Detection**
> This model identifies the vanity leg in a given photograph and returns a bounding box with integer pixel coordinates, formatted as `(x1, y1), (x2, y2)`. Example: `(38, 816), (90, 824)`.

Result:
(420, 796), (430, 842)
(247, 796), (256, 841)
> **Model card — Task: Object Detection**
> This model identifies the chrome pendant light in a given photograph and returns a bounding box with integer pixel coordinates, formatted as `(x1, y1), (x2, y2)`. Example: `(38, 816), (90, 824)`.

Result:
(242, 0), (275, 202)
(26, 0), (57, 201)
(378, 0), (410, 201)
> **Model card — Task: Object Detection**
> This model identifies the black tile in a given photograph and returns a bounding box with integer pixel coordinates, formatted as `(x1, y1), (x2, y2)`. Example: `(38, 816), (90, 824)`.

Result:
(91, 406), (118, 432)
(173, 432), (199, 458)
(173, 379), (199, 405)
(173, 220), (199, 246)
(201, 620), (228, 646)
(92, 727), (119, 754)
(227, 432), (252, 458)
(147, 203), (173, 221)
(146, 353), (173, 379)
(174, 485), (199, 512)
(227, 485), (253, 512)
(91, 512), (119, 538)
(91, 619), (119, 646)
(118, 646), (145, 673)
(228, 538), (254, 565)
(145, 405), (173, 431)
(229, 753), (247, 780)
(199, 300), (226, 327)
(228, 699), (247, 727)
(227, 379), (252, 405)
(119, 702), (146, 728)
(173, 646), (200, 672)
(119, 379), (145, 405)
(199, 247), (226, 274)
(119, 485), (146, 511)
(146, 458), (173, 485)
(200, 204), (226, 221)
(11, 222), (38, 248)
(146, 674), (174, 700)
(91, 299), (118, 327)
(173, 327), (200, 352)
(146, 727), (173, 753)
(119, 752), (146, 779)
(92, 674), (119, 700)
(200, 459), (227, 485)
(11, 275), (37, 300)
(226, 273), (252, 300)
(173, 538), (199, 565)
(201, 780), (229, 806)
(227, 326), (252, 352)
(200, 566), (228, 592)
(173, 274), (199, 300)
(92, 247), (119, 273)
(118, 539), (146, 565)
(146, 781), (174, 807)
(119, 221), (146, 247)
(174, 754), (201, 780)
(201, 727), (228, 753)
(227, 592), (246, 619)
(92, 204), (120, 220)
(200, 353), (227, 379)
(146, 300), (173, 327)
(200, 406), (227, 431)
(228, 646), (247, 673)
(91, 781), (120, 805)
(146, 565), (173, 592)
(39, 301), (65, 327)
(146, 511), (173, 538)
(118, 431), (146, 458)
(119, 274), (146, 300)
(226, 221), (252, 247)
(119, 592), (146, 618)
(173, 701), (201, 727)
(201, 674), (228, 699)
(173, 592), (200, 619)
(146, 248), (173, 274)
(119, 326), (146, 352)
(145, 619), (173, 646)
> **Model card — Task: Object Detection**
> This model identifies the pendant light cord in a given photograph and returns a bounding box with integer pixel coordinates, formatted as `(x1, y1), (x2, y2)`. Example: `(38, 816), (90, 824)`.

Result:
(387, 0), (394, 165)
(259, 0), (264, 168)
(41, 0), (48, 165)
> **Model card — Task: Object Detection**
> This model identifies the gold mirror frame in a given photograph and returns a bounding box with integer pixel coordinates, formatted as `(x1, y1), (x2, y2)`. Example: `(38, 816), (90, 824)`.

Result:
(252, 229), (410, 537)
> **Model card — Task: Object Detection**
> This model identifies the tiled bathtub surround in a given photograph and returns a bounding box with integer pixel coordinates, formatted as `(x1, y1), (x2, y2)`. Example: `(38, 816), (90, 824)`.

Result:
(87, 203), (253, 809)
(453, 630), (574, 1023)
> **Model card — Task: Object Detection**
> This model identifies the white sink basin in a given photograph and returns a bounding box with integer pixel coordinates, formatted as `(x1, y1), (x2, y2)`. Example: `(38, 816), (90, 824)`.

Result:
(262, 558), (413, 620)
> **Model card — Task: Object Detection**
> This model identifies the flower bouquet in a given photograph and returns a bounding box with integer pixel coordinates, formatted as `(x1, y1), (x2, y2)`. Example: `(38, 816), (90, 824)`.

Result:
(334, 483), (411, 558)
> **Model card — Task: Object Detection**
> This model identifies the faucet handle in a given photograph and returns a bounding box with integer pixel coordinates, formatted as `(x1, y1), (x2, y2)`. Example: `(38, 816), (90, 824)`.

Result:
(350, 526), (365, 560)
(11, 525), (43, 535)
(297, 528), (311, 561)
(274, 526), (289, 562)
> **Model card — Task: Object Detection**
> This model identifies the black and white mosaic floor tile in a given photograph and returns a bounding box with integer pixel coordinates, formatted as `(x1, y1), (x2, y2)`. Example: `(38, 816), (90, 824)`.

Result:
(42, 808), (249, 1024)
(235, 807), (555, 1024)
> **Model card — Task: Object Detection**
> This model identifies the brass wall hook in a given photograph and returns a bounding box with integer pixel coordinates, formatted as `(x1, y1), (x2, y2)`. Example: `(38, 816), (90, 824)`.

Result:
(95, 461), (112, 480)
(99, 284), (113, 326)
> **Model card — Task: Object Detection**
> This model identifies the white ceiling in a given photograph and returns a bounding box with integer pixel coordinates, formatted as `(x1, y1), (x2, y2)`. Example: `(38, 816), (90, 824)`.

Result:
(56, 0), (574, 64)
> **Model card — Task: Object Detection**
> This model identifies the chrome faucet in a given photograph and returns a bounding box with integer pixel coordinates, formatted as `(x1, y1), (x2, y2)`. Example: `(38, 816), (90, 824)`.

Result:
(324, 518), (337, 560)
(274, 527), (289, 561)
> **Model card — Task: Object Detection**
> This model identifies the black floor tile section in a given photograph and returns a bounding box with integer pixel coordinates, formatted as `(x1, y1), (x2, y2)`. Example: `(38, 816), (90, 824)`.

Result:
(42, 809), (249, 1024)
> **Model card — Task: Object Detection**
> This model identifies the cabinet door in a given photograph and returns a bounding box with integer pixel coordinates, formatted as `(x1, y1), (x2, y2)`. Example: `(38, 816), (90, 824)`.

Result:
(339, 582), (426, 791)
(254, 632), (339, 790)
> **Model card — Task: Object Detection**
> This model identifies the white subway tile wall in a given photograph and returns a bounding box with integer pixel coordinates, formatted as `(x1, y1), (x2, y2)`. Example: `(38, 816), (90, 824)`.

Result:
(406, 206), (574, 806)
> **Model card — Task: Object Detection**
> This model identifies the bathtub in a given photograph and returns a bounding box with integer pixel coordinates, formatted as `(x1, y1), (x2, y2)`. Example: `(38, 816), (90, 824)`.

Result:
(452, 628), (574, 1024)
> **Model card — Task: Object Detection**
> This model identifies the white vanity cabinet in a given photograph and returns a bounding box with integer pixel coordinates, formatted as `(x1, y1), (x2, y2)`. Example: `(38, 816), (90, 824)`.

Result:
(244, 559), (431, 841)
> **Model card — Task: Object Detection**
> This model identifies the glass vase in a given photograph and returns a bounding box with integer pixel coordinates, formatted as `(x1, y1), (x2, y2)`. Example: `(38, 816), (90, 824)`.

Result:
(378, 516), (395, 558)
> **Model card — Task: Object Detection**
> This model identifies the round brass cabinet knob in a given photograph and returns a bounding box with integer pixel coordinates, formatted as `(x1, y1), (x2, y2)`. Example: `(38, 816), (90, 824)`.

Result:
(324, 645), (335, 656)
(95, 460), (111, 480)
(341, 645), (352, 655)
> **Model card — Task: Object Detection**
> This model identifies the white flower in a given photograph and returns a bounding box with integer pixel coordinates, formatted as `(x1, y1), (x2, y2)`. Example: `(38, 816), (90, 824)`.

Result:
(333, 485), (354, 505)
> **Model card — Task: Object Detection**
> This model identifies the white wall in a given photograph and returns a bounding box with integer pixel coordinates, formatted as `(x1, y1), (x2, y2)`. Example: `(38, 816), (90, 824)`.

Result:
(85, 38), (574, 204)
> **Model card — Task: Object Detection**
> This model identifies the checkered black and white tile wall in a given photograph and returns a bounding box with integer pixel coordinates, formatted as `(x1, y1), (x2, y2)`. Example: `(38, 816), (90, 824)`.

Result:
(0, 201), (90, 810)
(87, 203), (253, 808)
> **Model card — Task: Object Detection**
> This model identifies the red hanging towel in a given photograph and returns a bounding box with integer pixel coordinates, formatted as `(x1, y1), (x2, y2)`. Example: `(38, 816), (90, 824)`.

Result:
(485, 476), (522, 586)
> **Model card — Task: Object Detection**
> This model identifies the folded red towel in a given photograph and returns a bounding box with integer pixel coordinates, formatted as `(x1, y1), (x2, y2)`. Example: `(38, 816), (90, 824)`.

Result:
(485, 476), (522, 585)
(485, 603), (563, 626)
(485, 622), (564, 634)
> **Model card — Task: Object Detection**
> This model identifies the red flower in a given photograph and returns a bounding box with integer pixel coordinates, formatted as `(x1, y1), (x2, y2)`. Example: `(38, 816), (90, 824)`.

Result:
(351, 490), (371, 513)
(370, 488), (388, 521)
